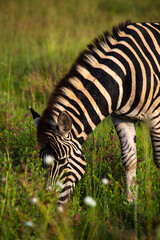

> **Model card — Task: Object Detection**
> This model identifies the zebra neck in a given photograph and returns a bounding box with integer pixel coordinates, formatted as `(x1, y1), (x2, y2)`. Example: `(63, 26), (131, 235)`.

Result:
(52, 83), (113, 145)
(50, 67), (122, 144)
(49, 52), (123, 144)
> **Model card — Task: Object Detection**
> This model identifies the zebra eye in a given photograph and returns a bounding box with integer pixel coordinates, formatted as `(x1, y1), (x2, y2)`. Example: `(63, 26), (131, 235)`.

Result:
(64, 132), (70, 139)
(59, 156), (67, 165)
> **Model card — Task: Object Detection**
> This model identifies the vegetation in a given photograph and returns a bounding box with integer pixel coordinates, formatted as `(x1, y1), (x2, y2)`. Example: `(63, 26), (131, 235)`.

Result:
(0, 0), (160, 239)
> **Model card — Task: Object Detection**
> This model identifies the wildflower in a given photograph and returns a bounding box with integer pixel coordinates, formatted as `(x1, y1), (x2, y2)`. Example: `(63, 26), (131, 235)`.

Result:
(1, 177), (6, 182)
(24, 221), (34, 227)
(20, 227), (24, 232)
(101, 178), (109, 185)
(34, 146), (39, 151)
(21, 163), (26, 170)
(75, 213), (81, 226)
(75, 213), (81, 222)
(55, 181), (63, 189)
(57, 205), (63, 212)
(96, 157), (100, 162)
(30, 197), (38, 204)
(46, 186), (52, 191)
(84, 196), (96, 207)
(34, 152), (38, 158)
(44, 155), (54, 165)
(27, 172), (31, 177)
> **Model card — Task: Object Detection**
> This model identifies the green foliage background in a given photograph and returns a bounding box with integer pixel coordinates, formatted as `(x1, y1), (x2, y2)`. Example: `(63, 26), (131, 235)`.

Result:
(0, 0), (160, 239)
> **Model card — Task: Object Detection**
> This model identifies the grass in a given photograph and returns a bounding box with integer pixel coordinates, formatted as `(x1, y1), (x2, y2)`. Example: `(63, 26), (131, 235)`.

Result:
(0, 0), (160, 239)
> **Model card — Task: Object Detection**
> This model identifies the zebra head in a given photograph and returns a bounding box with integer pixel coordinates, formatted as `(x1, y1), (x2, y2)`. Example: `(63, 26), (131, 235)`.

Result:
(30, 107), (86, 205)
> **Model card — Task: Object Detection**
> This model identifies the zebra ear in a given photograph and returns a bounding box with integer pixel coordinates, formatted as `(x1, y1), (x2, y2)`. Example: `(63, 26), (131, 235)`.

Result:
(58, 111), (72, 136)
(29, 106), (41, 127)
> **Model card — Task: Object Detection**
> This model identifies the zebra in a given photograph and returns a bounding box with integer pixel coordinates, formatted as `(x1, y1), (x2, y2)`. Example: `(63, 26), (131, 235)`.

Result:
(30, 21), (160, 205)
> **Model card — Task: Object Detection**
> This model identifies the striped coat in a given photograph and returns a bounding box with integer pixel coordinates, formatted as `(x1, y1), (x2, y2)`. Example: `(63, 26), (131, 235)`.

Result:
(30, 21), (160, 205)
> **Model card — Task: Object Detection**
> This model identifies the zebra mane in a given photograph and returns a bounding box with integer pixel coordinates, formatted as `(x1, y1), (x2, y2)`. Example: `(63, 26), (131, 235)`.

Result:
(41, 20), (132, 121)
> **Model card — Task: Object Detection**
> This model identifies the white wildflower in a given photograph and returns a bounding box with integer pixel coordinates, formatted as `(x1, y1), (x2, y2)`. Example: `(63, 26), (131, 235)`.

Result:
(84, 196), (97, 207)
(44, 155), (54, 165)
(57, 205), (63, 212)
(24, 221), (34, 227)
(55, 181), (63, 189)
(101, 178), (109, 185)
(30, 197), (38, 204)
(46, 186), (52, 191)
(1, 177), (6, 182)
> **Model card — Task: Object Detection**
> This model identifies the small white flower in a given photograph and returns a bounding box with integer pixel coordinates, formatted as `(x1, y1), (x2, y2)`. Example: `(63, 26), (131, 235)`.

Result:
(55, 181), (63, 189)
(30, 197), (38, 204)
(57, 205), (63, 212)
(84, 196), (97, 207)
(101, 178), (109, 185)
(24, 221), (34, 227)
(1, 177), (6, 182)
(46, 186), (52, 191)
(44, 155), (54, 165)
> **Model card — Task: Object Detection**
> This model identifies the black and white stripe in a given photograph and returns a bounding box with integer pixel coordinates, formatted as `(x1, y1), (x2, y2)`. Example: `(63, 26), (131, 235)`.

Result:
(31, 21), (160, 205)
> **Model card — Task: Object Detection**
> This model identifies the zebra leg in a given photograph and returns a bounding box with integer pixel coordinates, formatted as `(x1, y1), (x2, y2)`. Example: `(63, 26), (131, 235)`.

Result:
(111, 115), (137, 202)
(150, 114), (160, 168)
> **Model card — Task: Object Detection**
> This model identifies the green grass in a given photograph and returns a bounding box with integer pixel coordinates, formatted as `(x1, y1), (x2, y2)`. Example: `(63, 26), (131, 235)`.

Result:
(0, 0), (160, 239)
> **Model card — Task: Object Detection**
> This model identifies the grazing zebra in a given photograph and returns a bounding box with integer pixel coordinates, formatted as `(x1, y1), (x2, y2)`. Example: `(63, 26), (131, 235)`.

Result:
(30, 21), (160, 205)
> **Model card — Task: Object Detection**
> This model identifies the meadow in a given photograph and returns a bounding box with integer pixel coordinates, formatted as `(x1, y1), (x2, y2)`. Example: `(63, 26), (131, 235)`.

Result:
(0, 0), (160, 239)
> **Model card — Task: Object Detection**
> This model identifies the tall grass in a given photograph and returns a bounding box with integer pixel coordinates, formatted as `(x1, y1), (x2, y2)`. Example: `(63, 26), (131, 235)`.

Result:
(1, 117), (159, 239)
(0, 0), (160, 239)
